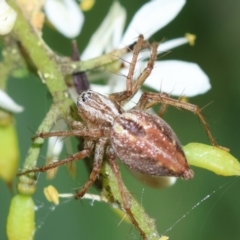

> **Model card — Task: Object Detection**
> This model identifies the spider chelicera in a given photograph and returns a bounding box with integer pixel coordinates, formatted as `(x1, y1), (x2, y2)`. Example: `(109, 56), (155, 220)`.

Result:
(18, 35), (220, 238)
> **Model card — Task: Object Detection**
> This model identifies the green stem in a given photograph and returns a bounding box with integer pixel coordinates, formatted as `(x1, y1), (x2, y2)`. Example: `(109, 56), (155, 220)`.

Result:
(101, 161), (160, 240)
(59, 47), (128, 75)
(8, 0), (68, 102)
(7, 1), (73, 194)
(0, 36), (25, 89)
(17, 101), (72, 195)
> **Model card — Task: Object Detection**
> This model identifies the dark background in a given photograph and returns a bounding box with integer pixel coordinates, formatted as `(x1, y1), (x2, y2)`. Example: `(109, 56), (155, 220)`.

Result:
(1, 0), (240, 239)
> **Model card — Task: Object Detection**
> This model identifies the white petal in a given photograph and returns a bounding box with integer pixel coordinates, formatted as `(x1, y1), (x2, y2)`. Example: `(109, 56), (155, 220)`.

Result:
(90, 84), (112, 95)
(47, 136), (64, 159)
(0, 89), (24, 113)
(121, 0), (186, 46)
(140, 60), (211, 97)
(47, 119), (66, 159)
(44, 0), (84, 38)
(110, 71), (127, 92)
(81, 1), (126, 60)
(0, 0), (17, 35)
(91, 70), (141, 110)
(136, 37), (189, 60)
(107, 72), (143, 110)
(159, 37), (188, 52)
(123, 90), (142, 110)
(129, 169), (177, 188)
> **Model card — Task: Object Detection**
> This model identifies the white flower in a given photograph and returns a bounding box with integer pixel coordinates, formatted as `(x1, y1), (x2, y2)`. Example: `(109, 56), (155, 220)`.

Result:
(44, 0), (84, 38)
(0, 0), (17, 35)
(81, 0), (210, 108)
(0, 89), (24, 113)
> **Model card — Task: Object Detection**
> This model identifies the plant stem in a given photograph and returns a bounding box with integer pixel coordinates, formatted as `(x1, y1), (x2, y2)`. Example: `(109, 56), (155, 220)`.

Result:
(101, 161), (160, 240)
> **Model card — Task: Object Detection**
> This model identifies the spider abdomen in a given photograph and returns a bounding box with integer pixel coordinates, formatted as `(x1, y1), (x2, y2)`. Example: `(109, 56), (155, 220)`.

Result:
(110, 110), (194, 180)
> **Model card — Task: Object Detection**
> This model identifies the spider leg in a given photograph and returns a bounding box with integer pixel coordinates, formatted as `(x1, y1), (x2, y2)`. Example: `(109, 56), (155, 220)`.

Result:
(158, 99), (168, 117)
(134, 92), (225, 149)
(109, 34), (144, 103)
(34, 128), (104, 140)
(157, 93), (187, 117)
(107, 153), (147, 239)
(75, 138), (108, 199)
(125, 35), (144, 95)
(17, 148), (92, 176)
(130, 42), (158, 100)
(110, 36), (158, 107)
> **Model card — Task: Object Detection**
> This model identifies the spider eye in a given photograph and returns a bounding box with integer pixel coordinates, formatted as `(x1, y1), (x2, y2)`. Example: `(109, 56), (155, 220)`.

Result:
(78, 91), (92, 105)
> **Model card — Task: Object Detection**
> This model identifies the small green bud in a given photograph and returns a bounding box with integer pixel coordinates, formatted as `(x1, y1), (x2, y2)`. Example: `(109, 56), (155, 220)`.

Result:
(184, 143), (240, 176)
(7, 194), (35, 240)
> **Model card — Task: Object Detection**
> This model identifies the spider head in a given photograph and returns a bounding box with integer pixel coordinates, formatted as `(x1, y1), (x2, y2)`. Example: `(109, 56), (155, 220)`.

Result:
(77, 90), (123, 126)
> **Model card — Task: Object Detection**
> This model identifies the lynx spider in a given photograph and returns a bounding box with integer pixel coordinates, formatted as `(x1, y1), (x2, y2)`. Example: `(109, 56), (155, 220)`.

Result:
(19, 35), (221, 238)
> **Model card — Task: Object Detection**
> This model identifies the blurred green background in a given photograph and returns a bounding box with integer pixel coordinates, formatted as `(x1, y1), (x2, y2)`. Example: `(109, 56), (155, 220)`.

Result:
(1, 0), (240, 239)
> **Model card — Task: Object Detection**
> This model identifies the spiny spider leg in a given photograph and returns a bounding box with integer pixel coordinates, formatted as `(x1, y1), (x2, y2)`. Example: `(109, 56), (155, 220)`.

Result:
(158, 99), (168, 118)
(126, 35), (144, 95)
(34, 128), (104, 140)
(110, 37), (158, 107)
(120, 41), (159, 107)
(134, 92), (227, 149)
(109, 34), (144, 103)
(17, 148), (91, 176)
(156, 92), (170, 117)
(75, 138), (107, 199)
(107, 152), (147, 239)
(131, 42), (158, 98)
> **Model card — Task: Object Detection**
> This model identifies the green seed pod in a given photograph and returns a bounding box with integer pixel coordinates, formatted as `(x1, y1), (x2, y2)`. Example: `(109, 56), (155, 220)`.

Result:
(7, 194), (35, 240)
(0, 116), (19, 185)
(183, 143), (240, 176)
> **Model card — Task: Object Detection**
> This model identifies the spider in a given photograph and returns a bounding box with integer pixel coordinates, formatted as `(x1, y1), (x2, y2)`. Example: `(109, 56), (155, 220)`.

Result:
(18, 35), (220, 238)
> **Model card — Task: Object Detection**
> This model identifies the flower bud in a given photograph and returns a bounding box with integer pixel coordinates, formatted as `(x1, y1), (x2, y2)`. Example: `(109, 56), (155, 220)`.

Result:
(183, 143), (240, 176)
(7, 194), (35, 240)
(0, 115), (19, 186)
(0, 0), (17, 35)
